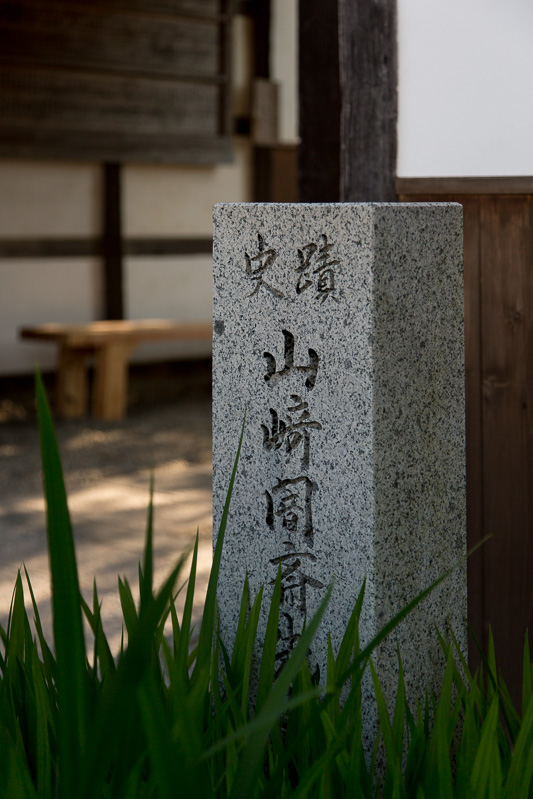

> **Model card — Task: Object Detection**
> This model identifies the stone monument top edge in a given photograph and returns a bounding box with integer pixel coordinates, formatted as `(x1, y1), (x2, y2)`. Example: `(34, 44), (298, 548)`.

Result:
(213, 201), (462, 209)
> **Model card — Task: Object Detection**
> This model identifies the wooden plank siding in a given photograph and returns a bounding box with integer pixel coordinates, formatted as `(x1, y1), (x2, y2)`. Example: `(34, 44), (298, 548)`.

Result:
(74, 0), (221, 17)
(0, 5), (220, 78)
(0, 0), (233, 163)
(398, 184), (533, 698)
(479, 196), (533, 692)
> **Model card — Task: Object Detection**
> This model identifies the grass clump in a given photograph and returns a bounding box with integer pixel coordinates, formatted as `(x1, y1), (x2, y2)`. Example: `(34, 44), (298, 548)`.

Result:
(0, 374), (533, 797)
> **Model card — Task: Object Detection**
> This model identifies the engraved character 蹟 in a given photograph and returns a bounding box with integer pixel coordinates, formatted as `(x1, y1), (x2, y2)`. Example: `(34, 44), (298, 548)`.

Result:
(296, 233), (340, 303)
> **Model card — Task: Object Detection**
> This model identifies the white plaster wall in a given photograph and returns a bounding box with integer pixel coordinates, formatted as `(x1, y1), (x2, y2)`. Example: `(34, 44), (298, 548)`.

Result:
(0, 162), (102, 375)
(272, 0), (298, 142)
(0, 161), (101, 237)
(125, 255), (212, 362)
(0, 259), (101, 374)
(123, 140), (252, 237)
(397, 0), (533, 177)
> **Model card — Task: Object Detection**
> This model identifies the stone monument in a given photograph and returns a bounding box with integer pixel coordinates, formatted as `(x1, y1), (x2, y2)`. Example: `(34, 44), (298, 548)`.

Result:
(212, 203), (466, 717)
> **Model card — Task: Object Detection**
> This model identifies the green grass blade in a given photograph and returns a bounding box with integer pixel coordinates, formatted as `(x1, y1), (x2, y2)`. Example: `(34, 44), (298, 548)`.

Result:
(391, 646), (407, 763)
(118, 576), (138, 637)
(335, 580), (365, 682)
(226, 584), (332, 799)
(31, 656), (53, 799)
(139, 474), (155, 614)
(23, 568), (56, 684)
(79, 583), (116, 682)
(136, 673), (179, 799)
(502, 690), (533, 798)
(5, 735), (38, 799)
(35, 371), (88, 797)
(197, 414), (245, 672)
(337, 539), (489, 691)
(255, 566), (282, 714)
(239, 585), (264, 715)
(522, 632), (532, 718)
(82, 557), (182, 790)
(370, 659), (401, 782)
(5, 572), (26, 670)
(230, 574), (251, 674)
(470, 694), (503, 798)
(175, 534), (198, 681)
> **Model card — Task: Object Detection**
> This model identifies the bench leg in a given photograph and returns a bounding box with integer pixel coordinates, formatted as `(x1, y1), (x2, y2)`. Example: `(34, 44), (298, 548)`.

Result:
(57, 345), (90, 418)
(92, 343), (134, 421)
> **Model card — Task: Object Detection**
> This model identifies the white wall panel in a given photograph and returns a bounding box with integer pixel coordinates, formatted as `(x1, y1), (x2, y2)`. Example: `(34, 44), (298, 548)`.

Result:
(0, 259), (101, 375)
(125, 254), (212, 362)
(397, 0), (533, 176)
(272, 0), (298, 143)
(123, 139), (252, 237)
(0, 162), (101, 237)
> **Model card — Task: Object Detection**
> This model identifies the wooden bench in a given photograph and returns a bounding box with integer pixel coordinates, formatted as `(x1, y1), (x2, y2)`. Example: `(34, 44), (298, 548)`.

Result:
(20, 320), (212, 421)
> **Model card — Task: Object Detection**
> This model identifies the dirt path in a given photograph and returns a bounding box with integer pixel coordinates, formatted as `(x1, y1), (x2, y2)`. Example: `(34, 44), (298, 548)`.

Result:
(0, 364), (213, 652)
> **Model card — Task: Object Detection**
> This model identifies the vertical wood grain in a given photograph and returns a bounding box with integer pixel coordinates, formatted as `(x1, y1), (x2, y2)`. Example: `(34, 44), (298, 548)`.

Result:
(338, 0), (397, 201)
(461, 198), (485, 667)
(399, 189), (533, 699)
(298, 0), (341, 201)
(480, 195), (533, 696)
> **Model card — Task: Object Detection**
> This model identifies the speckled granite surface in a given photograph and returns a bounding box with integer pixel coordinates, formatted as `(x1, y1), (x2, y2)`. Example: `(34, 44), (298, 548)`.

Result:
(212, 203), (466, 723)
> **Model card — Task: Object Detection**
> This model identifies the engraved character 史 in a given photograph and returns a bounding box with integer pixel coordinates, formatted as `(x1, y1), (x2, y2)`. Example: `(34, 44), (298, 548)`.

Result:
(245, 233), (284, 298)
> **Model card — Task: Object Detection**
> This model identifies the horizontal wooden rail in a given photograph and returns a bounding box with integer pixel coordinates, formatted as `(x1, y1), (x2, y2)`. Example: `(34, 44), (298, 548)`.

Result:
(0, 237), (213, 259)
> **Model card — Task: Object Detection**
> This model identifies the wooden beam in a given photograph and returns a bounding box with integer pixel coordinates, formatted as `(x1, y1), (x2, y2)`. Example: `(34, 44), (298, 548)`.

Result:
(102, 163), (124, 320)
(252, 0), (271, 79)
(338, 0), (397, 201)
(126, 238), (212, 256)
(0, 236), (213, 259)
(298, 0), (397, 201)
(397, 176), (533, 196)
(253, 144), (298, 202)
(0, 238), (101, 259)
(298, 0), (341, 201)
(218, 0), (233, 137)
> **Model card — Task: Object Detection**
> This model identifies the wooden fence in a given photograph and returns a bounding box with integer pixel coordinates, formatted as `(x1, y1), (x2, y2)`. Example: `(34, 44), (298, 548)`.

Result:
(397, 179), (533, 700)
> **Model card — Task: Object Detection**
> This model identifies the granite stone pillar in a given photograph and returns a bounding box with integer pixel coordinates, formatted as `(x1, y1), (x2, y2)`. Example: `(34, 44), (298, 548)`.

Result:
(212, 203), (466, 722)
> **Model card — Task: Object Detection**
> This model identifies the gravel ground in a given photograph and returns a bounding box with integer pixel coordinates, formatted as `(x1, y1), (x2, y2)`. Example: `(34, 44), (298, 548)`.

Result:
(0, 361), (213, 652)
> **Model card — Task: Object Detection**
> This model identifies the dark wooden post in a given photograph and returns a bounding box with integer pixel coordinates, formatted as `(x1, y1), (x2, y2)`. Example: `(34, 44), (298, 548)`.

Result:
(252, 0), (271, 79)
(102, 163), (124, 320)
(298, 0), (397, 202)
(338, 0), (397, 201)
(298, 0), (341, 201)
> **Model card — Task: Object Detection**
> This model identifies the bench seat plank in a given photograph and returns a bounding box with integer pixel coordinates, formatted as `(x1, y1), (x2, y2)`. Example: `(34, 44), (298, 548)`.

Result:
(19, 319), (212, 420)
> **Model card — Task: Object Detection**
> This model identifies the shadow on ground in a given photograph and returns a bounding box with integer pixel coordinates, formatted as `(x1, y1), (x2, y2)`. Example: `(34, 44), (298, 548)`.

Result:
(0, 360), (213, 653)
